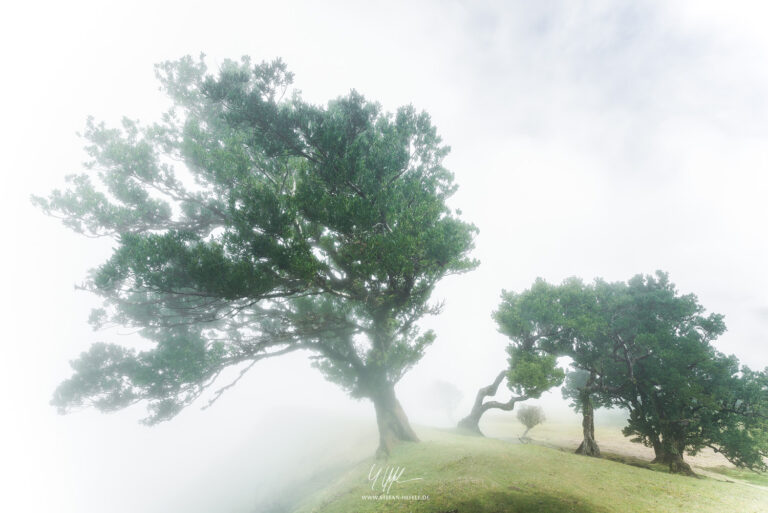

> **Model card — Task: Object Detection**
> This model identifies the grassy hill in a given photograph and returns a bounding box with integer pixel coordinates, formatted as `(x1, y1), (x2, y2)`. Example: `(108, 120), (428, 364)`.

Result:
(292, 427), (768, 513)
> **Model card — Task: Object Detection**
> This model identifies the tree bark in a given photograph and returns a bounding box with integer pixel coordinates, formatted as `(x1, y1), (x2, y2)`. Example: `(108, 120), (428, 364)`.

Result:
(650, 434), (668, 464)
(457, 370), (525, 436)
(661, 437), (695, 476)
(575, 391), (601, 457)
(371, 383), (419, 459)
(667, 453), (695, 476)
(457, 409), (485, 435)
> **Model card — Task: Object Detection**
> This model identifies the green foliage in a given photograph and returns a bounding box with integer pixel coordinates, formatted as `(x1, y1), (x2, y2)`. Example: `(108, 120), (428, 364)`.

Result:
(491, 281), (567, 401)
(506, 346), (564, 398)
(517, 404), (546, 431)
(52, 328), (228, 423)
(495, 272), (768, 472)
(561, 369), (606, 412)
(36, 55), (477, 423)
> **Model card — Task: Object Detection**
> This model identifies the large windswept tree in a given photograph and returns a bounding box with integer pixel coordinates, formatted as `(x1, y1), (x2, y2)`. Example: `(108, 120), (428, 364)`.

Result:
(33, 55), (478, 457)
(612, 274), (768, 475)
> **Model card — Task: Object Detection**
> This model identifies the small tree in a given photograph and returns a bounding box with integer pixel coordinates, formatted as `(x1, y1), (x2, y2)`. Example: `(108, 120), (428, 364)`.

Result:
(426, 380), (464, 423)
(33, 55), (478, 458)
(517, 404), (545, 437)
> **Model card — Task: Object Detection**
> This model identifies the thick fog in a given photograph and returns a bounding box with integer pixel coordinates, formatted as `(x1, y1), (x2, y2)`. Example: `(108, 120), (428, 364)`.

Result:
(2, 1), (768, 511)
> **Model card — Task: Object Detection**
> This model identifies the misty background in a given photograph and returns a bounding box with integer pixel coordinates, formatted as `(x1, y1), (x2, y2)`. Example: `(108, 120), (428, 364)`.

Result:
(2, 1), (767, 511)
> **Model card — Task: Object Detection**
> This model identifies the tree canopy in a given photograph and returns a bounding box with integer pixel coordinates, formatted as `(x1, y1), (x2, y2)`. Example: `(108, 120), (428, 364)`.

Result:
(494, 272), (768, 474)
(34, 55), (478, 456)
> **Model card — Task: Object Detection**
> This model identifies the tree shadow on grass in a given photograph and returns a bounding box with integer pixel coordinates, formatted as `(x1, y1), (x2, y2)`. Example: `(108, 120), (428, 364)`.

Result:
(433, 488), (607, 513)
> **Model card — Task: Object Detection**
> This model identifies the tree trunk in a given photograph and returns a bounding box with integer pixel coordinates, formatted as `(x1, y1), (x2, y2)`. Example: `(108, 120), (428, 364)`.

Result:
(371, 383), (419, 459)
(662, 437), (695, 476)
(650, 435), (668, 464)
(667, 453), (695, 476)
(456, 370), (525, 436)
(457, 408), (485, 435)
(575, 391), (601, 457)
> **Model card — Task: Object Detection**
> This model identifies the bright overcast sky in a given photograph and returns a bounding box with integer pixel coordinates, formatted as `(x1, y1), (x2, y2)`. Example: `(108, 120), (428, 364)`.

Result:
(2, 1), (768, 512)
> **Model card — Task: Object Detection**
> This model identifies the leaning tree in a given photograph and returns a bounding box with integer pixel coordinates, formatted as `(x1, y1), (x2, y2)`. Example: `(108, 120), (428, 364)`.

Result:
(33, 55), (478, 457)
(457, 285), (565, 435)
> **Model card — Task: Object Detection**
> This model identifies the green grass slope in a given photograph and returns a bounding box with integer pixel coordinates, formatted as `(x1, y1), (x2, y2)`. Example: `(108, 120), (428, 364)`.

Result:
(294, 428), (768, 513)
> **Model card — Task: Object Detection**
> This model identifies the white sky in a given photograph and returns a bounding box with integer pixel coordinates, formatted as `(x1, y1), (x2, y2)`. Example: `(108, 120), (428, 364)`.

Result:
(2, 1), (768, 512)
